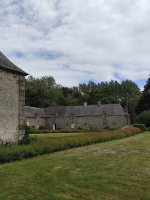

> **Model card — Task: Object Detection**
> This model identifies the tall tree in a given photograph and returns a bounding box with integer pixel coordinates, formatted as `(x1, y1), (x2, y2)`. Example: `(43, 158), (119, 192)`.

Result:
(119, 80), (141, 123)
(25, 76), (62, 107)
(136, 76), (150, 114)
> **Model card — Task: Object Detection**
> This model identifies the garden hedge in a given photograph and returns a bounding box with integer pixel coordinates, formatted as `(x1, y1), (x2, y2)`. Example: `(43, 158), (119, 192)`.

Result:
(0, 127), (141, 164)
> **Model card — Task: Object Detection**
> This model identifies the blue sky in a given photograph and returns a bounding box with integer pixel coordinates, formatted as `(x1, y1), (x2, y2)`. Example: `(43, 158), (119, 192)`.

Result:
(0, 0), (150, 90)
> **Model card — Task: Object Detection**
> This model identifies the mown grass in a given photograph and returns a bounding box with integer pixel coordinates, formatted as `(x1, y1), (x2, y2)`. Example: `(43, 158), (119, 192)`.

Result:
(0, 132), (150, 200)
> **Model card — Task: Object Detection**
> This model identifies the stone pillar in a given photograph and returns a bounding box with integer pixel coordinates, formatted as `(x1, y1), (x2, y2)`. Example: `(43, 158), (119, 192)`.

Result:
(18, 75), (25, 141)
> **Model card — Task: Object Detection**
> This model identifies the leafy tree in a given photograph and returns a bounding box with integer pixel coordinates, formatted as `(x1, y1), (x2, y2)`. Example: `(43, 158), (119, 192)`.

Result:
(25, 76), (62, 107)
(57, 87), (83, 106)
(135, 110), (150, 127)
(25, 76), (141, 123)
(136, 77), (150, 114)
(119, 80), (141, 123)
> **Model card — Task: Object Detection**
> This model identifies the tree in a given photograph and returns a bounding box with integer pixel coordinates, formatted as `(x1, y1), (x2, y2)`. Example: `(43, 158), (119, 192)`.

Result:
(135, 110), (150, 127)
(25, 76), (62, 107)
(57, 87), (83, 106)
(136, 77), (150, 114)
(119, 80), (141, 123)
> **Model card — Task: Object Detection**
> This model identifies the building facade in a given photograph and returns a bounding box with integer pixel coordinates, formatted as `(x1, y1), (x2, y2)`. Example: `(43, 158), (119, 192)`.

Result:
(25, 102), (130, 130)
(0, 52), (28, 144)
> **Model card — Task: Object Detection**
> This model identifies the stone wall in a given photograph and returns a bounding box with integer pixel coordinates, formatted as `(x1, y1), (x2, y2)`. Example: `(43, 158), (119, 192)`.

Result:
(0, 70), (26, 143)
(45, 115), (127, 130)
(26, 114), (128, 131)
(25, 117), (47, 129)
(18, 75), (26, 140)
(0, 70), (19, 143)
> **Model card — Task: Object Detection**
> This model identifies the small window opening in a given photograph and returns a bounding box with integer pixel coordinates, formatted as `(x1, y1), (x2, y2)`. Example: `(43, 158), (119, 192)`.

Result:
(71, 124), (75, 129)
(27, 121), (30, 126)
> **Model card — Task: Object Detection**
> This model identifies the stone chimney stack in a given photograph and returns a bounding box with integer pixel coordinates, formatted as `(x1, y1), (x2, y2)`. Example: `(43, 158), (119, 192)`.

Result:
(97, 101), (101, 107)
(84, 102), (87, 107)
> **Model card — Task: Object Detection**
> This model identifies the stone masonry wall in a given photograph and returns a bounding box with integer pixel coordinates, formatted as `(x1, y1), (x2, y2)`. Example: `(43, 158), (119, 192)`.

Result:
(25, 117), (47, 129)
(18, 75), (26, 140)
(0, 70), (19, 143)
(46, 115), (127, 130)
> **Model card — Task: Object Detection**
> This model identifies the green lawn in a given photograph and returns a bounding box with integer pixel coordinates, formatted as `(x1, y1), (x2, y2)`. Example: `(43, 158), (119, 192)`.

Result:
(0, 132), (150, 200)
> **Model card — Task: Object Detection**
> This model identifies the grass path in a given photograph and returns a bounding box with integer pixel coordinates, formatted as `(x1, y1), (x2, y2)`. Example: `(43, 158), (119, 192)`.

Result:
(0, 132), (150, 200)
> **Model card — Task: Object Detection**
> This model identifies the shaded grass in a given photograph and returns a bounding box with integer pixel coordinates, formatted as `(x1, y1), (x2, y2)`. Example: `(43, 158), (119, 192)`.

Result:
(0, 132), (150, 199)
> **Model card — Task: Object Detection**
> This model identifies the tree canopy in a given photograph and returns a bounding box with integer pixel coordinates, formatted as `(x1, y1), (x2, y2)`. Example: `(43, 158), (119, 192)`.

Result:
(25, 76), (141, 123)
(136, 76), (150, 115)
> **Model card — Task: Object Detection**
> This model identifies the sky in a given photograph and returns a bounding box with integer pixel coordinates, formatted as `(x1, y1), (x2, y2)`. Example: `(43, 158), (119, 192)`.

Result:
(0, 0), (150, 90)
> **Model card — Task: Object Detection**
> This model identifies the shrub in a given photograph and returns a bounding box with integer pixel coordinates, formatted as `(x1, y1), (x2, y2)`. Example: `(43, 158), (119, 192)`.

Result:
(86, 125), (102, 133)
(28, 126), (37, 134)
(109, 127), (120, 131)
(77, 126), (83, 130)
(38, 125), (47, 130)
(135, 110), (150, 127)
(29, 129), (85, 134)
(104, 126), (110, 130)
(133, 124), (146, 133)
(19, 125), (30, 145)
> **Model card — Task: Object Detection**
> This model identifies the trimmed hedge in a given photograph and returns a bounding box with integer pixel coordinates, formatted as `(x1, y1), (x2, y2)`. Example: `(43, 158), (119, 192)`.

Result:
(0, 127), (141, 164)
(29, 128), (85, 134)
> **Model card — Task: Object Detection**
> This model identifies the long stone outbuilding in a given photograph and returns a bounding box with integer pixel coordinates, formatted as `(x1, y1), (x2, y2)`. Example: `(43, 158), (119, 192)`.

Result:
(0, 51), (28, 144)
(25, 102), (130, 130)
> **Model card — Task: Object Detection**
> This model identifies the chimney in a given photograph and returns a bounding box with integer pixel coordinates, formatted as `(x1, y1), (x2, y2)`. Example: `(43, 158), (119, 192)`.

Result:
(84, 102), (87, 107)
(97, 101), (101, 107)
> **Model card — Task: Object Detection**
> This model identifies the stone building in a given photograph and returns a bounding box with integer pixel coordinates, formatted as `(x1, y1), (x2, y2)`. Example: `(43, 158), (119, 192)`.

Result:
(0, 52), (28, 144)
(25, 102), (130, 130)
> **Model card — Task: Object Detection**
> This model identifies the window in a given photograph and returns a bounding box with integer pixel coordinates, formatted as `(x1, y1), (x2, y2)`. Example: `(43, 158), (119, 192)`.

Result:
(71, 124), (75, 129)
(27, 121), (30, 126)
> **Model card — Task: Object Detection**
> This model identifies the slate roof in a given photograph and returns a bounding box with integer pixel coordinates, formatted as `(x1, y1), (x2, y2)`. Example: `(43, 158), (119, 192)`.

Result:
(25, 106), (47, 118)
(25, 104), (127, 118)
(0, 51), (28, 75)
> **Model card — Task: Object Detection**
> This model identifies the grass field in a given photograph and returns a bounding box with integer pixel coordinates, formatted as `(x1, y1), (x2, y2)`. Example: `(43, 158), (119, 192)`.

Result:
(0, 132), (150, 200)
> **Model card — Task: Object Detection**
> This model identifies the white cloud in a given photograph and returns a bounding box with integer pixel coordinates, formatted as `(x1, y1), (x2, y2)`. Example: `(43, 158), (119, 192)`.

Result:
(0, 0), (150, 87)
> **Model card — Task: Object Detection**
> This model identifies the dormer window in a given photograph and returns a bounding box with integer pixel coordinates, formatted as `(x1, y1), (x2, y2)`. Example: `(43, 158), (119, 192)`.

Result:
(52, 112), (58, 120)
(70, 113), (75, 120)
(71, 115), (74, 120)
(103, 112), (107, 118)
(35, 113), (39, 121)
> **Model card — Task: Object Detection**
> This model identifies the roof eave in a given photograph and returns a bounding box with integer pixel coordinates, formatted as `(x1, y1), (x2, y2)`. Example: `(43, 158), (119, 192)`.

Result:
(0, 66), (29, 76)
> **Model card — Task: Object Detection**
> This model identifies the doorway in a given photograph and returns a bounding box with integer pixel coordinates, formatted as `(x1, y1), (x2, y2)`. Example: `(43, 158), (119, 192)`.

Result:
(53, 124), (56, 130)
